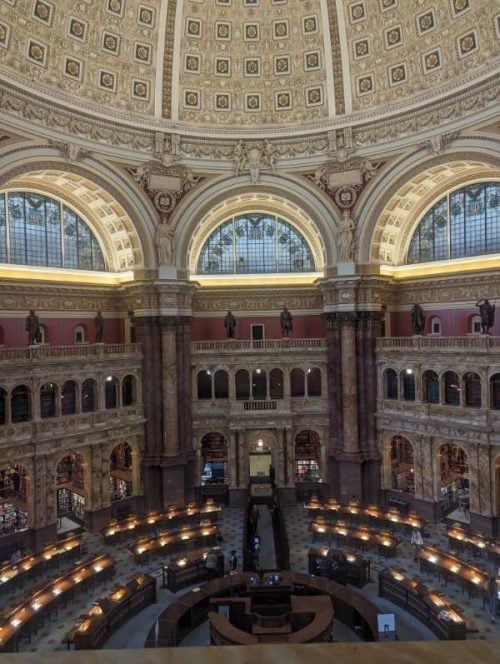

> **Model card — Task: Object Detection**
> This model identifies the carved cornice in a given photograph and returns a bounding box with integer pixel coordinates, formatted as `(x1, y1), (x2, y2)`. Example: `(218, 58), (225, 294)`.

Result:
(0, 68), (498, 160)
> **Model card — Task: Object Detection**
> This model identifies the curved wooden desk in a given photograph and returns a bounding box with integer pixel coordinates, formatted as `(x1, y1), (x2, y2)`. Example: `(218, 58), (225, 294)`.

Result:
(144, 571), (378, 648)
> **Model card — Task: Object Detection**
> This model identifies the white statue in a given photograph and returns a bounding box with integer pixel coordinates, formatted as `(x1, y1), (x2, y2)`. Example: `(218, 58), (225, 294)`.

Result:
(262, 140), (278, 173)
(156, 223), (175, 264)
(247, 147), (262, 184)
(233, 141), (248, 176)
(338, 210), (356, 261)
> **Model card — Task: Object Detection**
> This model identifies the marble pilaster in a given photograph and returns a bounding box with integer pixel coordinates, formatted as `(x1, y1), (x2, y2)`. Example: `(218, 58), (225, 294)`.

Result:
(161, 317), (179, 456)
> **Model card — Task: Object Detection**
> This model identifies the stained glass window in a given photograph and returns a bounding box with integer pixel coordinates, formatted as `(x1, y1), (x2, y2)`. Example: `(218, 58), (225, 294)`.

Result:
(407, 182), (500, 264)
(197, 213), (315, 274)
(0, 191), (106, 271)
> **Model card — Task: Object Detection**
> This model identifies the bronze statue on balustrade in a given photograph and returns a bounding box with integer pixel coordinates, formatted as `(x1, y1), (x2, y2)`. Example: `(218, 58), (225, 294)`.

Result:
(224, 311), (236, 339)
(476, 299), (495, 334)
(25, 309), (41, 345)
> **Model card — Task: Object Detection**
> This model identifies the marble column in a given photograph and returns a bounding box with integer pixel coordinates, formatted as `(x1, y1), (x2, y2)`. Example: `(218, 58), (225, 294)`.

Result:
(323, 313), (342, 451)
(228, 432), (237, 489)
(238, 430), (247, 487)
(177, 317), (192, 452)
(161, 317), (179, 456)
(340, 313), (359, 456)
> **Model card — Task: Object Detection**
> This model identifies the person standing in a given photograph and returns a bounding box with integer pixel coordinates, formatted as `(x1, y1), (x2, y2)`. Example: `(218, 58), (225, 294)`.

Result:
(488, 575), (498, 623)
(410, 528), (424, 561)
(205, 550), (218, 581)
(229, 550), (238, 572)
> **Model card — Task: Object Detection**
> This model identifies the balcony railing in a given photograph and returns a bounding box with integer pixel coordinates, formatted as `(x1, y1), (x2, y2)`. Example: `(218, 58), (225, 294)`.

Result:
(192, 338), (326, 353)
(376, 336), (500, 353)
(0, 343), (142, 364)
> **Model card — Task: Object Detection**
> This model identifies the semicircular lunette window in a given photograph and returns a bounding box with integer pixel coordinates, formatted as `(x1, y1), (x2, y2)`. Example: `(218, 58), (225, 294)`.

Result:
(406, 182), (500, 264)
(197, 213), (315, 274)
(0, 191), (106, 271)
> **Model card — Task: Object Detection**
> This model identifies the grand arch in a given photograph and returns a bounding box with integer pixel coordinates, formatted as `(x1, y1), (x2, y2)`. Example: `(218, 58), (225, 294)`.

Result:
(0, 143), (158, 271)
(356, 137), (500, 267)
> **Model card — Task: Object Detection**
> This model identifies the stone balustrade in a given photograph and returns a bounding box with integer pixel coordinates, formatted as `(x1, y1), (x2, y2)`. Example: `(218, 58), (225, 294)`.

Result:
(0, 343), (142, 366)
(192, 338), (326, 353)
(376, 336), (500, 353)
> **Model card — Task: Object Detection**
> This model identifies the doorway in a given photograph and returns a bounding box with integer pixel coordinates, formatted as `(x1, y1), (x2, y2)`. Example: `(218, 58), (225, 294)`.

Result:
(251, 324), (264, 348)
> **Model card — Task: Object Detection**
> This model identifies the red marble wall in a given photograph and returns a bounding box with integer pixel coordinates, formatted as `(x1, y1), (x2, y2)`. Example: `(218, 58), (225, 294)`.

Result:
(191, 314), (325, 341)
(0, 317), (124, 347)
(389, 308), (500, 336)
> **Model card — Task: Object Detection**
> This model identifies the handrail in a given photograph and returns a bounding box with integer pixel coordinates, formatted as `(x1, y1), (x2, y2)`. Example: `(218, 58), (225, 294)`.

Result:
(0, 343), (142, 362)
(192, 338), (326, 352)
(376, 336), (500, 351)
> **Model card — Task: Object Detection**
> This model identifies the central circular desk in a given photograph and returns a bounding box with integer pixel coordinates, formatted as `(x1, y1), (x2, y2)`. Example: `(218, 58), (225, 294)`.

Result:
(145, 572), (378, 647)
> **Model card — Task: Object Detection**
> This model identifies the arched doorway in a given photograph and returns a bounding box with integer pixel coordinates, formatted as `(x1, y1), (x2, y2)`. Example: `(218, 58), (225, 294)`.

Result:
(110, 443), (133, 502)
(200, 433), (228, 487)
(0, 463), (28, 536)
(295, 430), (321, 483)
(56, 452), (85, 533)
(438, 443), (469, 521)
(390, 436), (415, 494)
(248, 434), (273, 481)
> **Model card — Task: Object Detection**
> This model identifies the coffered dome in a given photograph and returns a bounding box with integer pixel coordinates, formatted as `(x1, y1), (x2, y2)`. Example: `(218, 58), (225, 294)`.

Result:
(0, 0), (498, 132)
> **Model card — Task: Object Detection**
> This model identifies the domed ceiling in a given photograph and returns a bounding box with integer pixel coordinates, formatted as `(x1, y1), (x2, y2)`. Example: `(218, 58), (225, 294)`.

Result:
(0, 0), (498, 129)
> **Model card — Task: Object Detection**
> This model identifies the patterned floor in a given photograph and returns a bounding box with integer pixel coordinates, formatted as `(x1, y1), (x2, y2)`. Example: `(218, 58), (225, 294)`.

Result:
(3, 503), (499, 650)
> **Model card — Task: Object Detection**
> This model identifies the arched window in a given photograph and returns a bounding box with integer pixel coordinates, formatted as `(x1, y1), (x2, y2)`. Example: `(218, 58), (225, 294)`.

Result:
(270, 368), (284, 400)
(291, 368), (305, 397)
(0, 388), (6, 425)
(235, 370), (250, 400)
(444, 371), (460, 406)
(105, 376), (119, 409)
(214, 370), (229, 399)
(61, 381), (77, 415)
(122, 375), (136, 406)
(464, 372), (481, 407)
(430, 317), (441, 335)
(490, 374), (500, 410)
(252, 369), (267, 400)
(384, 369), (398, 400)
(197, 213), (315, 274)
(390, 435), (415, 494)
(470, 315), (482, 335)
(40, 382), (57, 418)
(74, 325), (86, 344)
(0, 191), (106, 271)
(307, 367), (322, 397)
(197, 370), (212, 399)
(81, 378), (97, 412)
(402, 370), (416, 401)
(11, 385), (30, 423)
(407, 182), (500, 264)
(423, 370), (439, 404)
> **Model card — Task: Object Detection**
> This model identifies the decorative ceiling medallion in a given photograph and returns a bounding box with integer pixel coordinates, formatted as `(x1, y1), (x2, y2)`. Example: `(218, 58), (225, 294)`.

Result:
(417, 10), (436, 36)
(138, 6), (155, 27)
(98, 69), (117, 92)
(304, 51), (320, 71)
(302, 15), (318, 35)
(273, 20), (289, 39)
(380, 0), (397, 10)
(186, 19), (201, 38)
(385, 25), (402, 49)
(349, 2), (366, 23)
(0, 22), (10, 49)
(353, 38), (370, 60)
(214, 57), (230, 76)
(107, 0), (124, 18)
(184, 90), (200, 109)
(33, 0), (53, 25)
(275, 91), (292, 111)
(215, 93), (231, 111)
(357, 74), (374, 95)
(26, 39), (48, 67)
(422, 48), (442, 74)
(63, 55), (82, 81)
(102, 32), (120, 55)
(245, 93), (261, 112)
(134, 42), (152, 65)
(305, 86), (322, 107)
(185, 54), (201, 74)
(244, 58), (261, 77)
(457, 31), (477, 58)
(450, 0), (470, 17)
(389, 62), (407, 86)
(334, 185), (358, 209)
(132, 79), (149, 101)
(68, 17), (87, 42)
(274, 55), (290, 76)
(215, 21), (231, 40)
(244, 23), (260, 41)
